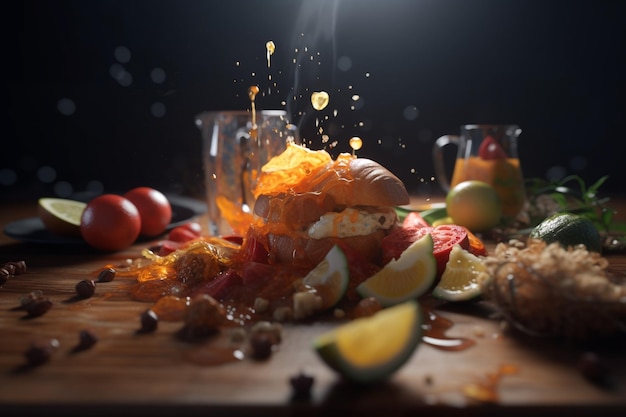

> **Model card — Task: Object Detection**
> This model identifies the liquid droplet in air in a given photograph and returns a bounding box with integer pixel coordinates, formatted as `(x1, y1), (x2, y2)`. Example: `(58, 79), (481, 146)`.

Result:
(248, 85), (260, 102)
(248, 85), (260, 137)
(266, 41), (275, 68)
(311, 91), (330, 111)
(349, 137), (363, 155)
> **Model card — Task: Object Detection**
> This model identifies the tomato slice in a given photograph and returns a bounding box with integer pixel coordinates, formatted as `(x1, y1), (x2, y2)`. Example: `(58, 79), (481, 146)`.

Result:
(381, 224), (469, 277)
(381, 226), (430, 265)
(478, 135), (507, 160)
(430, 225), (470, 277)
(402, 211), (430, 229)
(464, 228), (488, 256)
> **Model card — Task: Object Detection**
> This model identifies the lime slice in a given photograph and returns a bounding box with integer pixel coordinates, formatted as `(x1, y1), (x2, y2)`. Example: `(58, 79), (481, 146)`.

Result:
(432, 244), (489, 301)
(357, 233), (436, 307)
(38, 197), (87, 237)
(431, 216), (454, 227)
(301, 245), (349, 310)
(313, 300), (423, 384)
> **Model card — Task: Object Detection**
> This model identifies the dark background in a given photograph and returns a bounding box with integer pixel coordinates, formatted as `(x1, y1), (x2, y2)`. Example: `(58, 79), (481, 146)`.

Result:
(2, 0), (625, 203)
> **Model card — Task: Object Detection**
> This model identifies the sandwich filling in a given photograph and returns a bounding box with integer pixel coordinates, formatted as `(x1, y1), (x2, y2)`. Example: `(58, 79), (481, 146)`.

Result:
(307, 207), (398, 239)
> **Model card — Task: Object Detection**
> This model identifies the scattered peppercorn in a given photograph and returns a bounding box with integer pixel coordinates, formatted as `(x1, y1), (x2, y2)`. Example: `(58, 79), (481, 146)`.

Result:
(25, 298), (53, 318)
(289, 371), (315, 400)
(0, 260), (26, 286)
(75, 329), (98, 351)
(24, 338), (60, 366)
(2, 260), (27, 276)
(96, 267), (116, 283)
(578, 351), (612, 388)
(20, 291), (53, 318)
(0, 269), (9, 286)
(249, 332), (275, 360)
(75, 279), (96, 299)
(139, 309), (159, 333)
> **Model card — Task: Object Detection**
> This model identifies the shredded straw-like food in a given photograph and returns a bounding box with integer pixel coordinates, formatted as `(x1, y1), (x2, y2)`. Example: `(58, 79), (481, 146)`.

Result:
(480, 239), (626, 341)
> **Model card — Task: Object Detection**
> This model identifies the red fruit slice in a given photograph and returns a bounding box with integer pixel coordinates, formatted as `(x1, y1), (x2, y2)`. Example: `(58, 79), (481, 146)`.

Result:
(478, 136), (507, 160)
(381, 225), (469, 277)
(402, 211), (430, 229)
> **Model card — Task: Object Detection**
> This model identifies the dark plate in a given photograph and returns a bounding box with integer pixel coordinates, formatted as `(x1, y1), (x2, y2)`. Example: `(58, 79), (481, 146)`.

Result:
(3, 195), (206, 245)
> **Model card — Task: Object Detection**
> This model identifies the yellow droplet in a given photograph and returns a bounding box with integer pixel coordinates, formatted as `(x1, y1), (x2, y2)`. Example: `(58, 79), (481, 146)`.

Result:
(311, 91), (330, 111)
(248, 85), (260, 101)
(349, 137), (363, 152)
(266, 40), (275, 68)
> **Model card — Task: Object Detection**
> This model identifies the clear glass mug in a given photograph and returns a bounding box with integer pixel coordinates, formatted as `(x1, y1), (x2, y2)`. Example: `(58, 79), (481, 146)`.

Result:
(432, 124), (526, 218)
(195, 110), (298, 236)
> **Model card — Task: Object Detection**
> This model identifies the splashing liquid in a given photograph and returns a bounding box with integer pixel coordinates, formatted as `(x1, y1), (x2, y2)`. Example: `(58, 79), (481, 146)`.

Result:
(248, 85), (260, 139)
(266, 40), (275, 68)
(349, 136), (362, 156)
(311, 91), (330, 111)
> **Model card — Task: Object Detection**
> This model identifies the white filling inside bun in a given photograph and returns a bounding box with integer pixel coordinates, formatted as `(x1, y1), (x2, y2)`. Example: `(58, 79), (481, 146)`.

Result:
(307, 207), (397, 239)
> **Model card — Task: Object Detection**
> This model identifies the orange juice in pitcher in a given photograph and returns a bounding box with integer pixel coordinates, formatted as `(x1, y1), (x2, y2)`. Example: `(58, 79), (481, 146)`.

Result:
(433, 125), (525, 218)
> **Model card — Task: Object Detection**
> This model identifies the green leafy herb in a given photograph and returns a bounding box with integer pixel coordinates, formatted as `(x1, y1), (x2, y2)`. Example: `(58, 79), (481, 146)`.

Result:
(525, 175), (626, 251)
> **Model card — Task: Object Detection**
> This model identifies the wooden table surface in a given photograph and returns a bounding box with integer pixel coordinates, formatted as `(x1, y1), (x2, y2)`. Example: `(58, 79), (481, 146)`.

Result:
(1, 197), (625, 417)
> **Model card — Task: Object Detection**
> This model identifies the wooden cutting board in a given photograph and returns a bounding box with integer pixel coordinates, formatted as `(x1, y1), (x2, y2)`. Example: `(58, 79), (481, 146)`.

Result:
(1, 210), (625, 416)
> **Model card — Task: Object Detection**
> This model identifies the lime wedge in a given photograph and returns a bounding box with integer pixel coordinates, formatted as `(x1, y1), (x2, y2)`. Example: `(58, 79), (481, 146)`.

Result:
(432, 244), (489, 301)
(313, 300), (423, 384)
(300, 245), (349, 310)
(356, 233), (436, 307)
(38, 198), (87, 237)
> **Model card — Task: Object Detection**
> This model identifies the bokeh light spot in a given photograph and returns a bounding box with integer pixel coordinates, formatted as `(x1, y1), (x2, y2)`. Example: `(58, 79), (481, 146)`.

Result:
(114, 46), (131, 63)
(337, 56), (352, 71)
(37, 166), (57, 183)
(403, 105), (419, 121)
(57, 98), (76, 116)
(150, 67), (166, 84)
(0, 168), (17, 186)
(86, 180), (105, 195)
(546, 165), (567, 182)
(151, 102), (166, 118)
(53, 181), (73, 197)
(109, 63), (133, 86)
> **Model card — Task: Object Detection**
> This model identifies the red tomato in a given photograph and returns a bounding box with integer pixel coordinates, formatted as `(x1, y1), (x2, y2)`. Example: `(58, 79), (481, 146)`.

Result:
(402, 211), (430, 229)
(80, 194), (141, 251)
(123, 187), (172, 237)
(430, 225), (470, 276)
(381, 224), (469, 276)
(178, 221), (203, 236)
(381, 226), (431, 265)
(478, 136), (507, 160)
(167, 226), (200, 243)
(464, 228), (488, 256)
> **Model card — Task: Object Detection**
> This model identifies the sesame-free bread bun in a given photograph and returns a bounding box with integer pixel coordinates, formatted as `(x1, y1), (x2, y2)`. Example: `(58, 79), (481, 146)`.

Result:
(253, 157), (409, 223)
(321, 157), (410, 208)
(249, 155), (409, 268)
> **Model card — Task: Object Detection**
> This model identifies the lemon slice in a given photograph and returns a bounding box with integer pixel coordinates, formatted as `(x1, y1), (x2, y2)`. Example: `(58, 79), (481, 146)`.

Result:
(432, 244), (489, 301)
(38, 197), (87, 237)
(300, 245), (349, 310)
(356, 233), (436, 307)
(313, 300), (423, 384)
